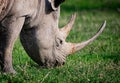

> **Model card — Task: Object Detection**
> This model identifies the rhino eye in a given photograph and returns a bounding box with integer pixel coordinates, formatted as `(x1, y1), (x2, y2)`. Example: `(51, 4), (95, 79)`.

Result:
(56, 38), (63, 47)
(60, 39), (63, 44)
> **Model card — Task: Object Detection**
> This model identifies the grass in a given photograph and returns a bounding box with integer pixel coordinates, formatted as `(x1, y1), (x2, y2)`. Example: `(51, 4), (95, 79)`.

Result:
(0, 0), (120, 83)
(61, 0), (120, 11)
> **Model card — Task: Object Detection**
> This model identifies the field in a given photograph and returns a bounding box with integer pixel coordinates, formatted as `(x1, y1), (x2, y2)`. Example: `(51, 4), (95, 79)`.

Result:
(0, 0), (120, 83)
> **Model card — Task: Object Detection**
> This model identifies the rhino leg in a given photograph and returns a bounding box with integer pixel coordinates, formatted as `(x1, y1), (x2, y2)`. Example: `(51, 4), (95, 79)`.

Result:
(0, 16), (25, 74)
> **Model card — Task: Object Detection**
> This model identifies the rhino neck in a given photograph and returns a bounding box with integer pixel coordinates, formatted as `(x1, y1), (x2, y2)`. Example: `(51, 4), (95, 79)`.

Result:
(26, 0), (60, 28)
(23, 0), (45, 27)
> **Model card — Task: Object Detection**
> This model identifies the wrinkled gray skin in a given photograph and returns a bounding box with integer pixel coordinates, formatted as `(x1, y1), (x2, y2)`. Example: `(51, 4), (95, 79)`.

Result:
(0, 0), (106, 74)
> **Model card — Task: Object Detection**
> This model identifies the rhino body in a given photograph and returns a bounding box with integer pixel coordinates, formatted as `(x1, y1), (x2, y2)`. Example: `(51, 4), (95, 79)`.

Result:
(0, 0), (106, 74)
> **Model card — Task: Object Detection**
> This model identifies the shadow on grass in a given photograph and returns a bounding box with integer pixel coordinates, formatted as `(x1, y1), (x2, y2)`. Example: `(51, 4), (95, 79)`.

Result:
(101, 54), (120, 64)
(29, 62), (50, 69)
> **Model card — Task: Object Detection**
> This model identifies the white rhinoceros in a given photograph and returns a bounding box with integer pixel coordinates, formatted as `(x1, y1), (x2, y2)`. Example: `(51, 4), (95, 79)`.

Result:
(0, 0), (106, 74)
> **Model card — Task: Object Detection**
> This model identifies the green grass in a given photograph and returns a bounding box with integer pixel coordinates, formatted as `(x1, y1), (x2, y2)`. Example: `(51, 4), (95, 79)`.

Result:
(61, 0), (120, 11)
(0, 0), (120, 83)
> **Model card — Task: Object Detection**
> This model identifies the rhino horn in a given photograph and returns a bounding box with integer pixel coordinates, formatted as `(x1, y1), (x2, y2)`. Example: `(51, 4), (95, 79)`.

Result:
(60, 13), (76, 39)
(68, 20), (106, 54)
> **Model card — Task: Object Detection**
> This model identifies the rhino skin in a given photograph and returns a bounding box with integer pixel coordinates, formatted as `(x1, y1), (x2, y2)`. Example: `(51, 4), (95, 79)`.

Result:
(0, 0), (106, 74)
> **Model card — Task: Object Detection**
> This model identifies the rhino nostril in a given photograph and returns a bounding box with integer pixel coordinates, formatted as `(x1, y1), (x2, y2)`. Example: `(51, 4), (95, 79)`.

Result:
(54, 60), (65, 67)
(54, 60), (58, 67)
(62, 62), (65, 65)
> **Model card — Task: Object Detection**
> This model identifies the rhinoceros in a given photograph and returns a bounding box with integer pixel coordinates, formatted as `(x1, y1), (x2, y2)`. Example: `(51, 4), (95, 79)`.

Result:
(0, 0), (106, 74)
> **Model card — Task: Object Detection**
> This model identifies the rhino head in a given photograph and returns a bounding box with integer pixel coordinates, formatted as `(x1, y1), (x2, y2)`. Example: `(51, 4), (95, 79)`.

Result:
(20, 0), (106, 67)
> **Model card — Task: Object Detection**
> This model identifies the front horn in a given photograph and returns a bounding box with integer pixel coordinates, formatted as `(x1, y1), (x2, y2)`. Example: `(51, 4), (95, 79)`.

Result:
(69, 20), (106, 54)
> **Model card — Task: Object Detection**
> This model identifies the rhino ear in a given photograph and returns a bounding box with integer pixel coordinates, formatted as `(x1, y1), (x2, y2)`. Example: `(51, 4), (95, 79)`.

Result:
(49, 0), (65, 10)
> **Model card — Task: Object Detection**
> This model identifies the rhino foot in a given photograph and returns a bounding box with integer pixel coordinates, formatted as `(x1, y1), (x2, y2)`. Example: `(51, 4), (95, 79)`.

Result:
(3, 66), (16, 74)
